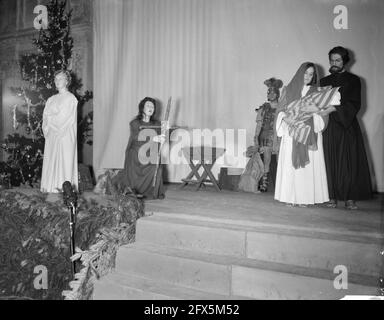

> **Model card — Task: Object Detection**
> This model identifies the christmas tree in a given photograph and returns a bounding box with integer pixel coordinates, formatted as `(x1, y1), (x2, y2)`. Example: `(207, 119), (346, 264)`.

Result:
(0, 0), (92, 188)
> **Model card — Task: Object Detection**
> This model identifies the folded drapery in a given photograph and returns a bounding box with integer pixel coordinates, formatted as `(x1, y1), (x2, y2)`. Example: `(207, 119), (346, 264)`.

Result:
(286, 86), (340, 144)
(285, 86), (340, 169)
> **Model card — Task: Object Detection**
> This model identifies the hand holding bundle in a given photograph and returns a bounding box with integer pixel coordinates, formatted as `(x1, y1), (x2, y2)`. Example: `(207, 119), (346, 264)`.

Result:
(285, 86), (340, 146)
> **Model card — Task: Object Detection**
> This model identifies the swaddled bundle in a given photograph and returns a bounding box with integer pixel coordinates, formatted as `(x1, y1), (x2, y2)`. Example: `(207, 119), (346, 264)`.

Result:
(285, 86), (340, 169)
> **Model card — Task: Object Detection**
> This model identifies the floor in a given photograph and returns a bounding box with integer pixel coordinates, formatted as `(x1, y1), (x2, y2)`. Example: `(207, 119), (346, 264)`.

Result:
(9, 184), (383, 236)
(145, 183), (384, 236)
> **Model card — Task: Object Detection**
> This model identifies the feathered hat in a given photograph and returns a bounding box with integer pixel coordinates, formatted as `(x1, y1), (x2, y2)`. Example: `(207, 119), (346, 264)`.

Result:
(264, 77), (283, 97)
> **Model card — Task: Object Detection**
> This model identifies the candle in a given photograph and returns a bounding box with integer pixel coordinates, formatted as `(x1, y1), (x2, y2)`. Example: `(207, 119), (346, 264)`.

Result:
(13, 104), (17, 130)
(26, 98), (31, 128)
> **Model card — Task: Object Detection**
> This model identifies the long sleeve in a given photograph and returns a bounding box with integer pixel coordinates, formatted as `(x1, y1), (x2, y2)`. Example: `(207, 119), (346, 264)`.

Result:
(313, 113), (326, 133)
(42, 98), (51, 137)
(126, 120), (140, 151)
(49, 96), (77, 134)
(322, 74), (361, 129)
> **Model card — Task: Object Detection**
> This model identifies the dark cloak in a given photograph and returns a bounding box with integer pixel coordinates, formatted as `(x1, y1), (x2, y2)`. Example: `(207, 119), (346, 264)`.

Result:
(320, 71), (372, 201)
(112, 118), (165, 199)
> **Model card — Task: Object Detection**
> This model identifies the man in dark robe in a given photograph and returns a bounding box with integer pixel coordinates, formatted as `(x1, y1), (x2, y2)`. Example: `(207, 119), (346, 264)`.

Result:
(319, 46), (372, 210)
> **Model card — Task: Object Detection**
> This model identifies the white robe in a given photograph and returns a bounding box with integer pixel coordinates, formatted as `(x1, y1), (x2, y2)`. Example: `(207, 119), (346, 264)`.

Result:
(40, 91), (78, 193)
(274, 86), (340, 205)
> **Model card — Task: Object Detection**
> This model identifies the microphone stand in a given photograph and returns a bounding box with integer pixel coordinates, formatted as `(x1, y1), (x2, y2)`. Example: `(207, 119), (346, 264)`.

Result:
(68, 201), (76, 276)
(62, 181), (77, 277)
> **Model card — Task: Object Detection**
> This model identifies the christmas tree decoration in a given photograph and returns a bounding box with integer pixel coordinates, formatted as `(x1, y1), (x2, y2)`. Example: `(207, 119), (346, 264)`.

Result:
(380, 249), (384, 296)
(0, 0), (93, 188)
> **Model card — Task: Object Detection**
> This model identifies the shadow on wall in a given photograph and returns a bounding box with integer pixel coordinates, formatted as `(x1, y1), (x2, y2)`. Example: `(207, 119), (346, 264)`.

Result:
(380, 114), (384, 193)
(0, 80), (2, 161)
(376, 113), (384, 193)
(317, 64), (326, 82)
(359, 76), (377, 192)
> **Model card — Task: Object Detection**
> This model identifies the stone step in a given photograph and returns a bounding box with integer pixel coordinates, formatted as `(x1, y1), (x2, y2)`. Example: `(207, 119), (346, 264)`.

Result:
(136, 212), (383, 277)
(114, 242), (379, 300)
(93, 271), (251, 300)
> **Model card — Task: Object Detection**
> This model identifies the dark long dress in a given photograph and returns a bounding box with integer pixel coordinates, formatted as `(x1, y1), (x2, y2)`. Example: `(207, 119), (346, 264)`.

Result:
(113, 118), (165, 199)
(320, 71), (372, 201)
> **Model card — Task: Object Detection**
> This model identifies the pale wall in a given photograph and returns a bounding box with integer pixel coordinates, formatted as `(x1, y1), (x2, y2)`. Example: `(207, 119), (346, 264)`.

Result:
(93, 0), (384, 192)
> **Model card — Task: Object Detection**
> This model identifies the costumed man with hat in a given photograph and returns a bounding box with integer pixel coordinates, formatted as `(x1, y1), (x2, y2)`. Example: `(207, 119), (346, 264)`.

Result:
(238, 77), (283, 193)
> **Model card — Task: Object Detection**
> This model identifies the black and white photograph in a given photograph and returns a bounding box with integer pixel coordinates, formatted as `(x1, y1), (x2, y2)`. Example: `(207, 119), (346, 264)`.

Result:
(0, 0), (383, 307)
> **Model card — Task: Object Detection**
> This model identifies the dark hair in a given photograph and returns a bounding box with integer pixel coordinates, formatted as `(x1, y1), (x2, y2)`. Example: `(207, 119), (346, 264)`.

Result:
(305, 62), (317, 86)
(328, 46), (350, 65)
(136, 97), (157, 121)
(54, 70), (72, 87)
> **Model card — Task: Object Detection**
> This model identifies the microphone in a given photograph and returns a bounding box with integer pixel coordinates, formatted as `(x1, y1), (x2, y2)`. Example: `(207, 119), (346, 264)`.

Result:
(62, 181), (77, 208)
(62, 180), (77, 276)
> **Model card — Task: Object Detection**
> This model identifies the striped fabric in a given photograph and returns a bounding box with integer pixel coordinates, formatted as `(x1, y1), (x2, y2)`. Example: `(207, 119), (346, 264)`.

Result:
(286, 86), (340, 145)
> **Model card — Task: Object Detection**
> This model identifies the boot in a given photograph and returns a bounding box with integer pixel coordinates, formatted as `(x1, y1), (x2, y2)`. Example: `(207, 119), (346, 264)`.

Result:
(259, 173), (269, 192)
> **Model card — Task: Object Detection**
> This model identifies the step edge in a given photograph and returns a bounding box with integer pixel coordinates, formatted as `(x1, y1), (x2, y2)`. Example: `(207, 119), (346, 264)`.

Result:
(143, 211), (384, 241)
(117, 242), (380, 287)
(139, 214), (384, 244)
(99, 271), (253, 300)
(134, 237), (382, 277)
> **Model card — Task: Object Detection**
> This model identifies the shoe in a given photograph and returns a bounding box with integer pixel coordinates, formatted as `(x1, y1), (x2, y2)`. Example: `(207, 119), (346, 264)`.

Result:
(345, 200), (358, 210)
(324, 199), (337, 208)
(285, 203), (296, 207)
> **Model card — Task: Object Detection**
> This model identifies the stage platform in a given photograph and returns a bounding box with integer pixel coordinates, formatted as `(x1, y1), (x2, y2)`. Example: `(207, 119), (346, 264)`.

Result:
(93, 184), (384, 300)
(146, 184), (383, 236)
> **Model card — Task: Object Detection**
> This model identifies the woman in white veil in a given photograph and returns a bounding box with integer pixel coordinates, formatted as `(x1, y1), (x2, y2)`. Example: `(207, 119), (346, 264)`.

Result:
(274, 62), (340, 206)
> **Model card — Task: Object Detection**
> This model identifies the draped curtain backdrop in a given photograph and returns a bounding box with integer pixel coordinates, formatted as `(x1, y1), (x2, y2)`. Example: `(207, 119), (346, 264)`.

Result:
(93, 0), (384, 191)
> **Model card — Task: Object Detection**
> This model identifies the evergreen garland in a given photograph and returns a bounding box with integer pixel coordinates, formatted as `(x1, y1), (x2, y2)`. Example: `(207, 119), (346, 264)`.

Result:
(0, 190), (144, 300)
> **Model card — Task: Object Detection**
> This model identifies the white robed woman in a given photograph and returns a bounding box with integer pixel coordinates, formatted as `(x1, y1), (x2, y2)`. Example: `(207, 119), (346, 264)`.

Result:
(274, 62), (340, 206)
(40, 70), (78, 193)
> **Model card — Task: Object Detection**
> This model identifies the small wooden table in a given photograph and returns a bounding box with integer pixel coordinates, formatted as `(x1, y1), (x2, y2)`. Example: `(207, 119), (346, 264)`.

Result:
(181, 146), (225, 191)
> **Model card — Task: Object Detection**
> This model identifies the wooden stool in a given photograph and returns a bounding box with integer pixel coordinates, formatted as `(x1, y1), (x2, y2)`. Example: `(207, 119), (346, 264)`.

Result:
(181, 146), (225, 191)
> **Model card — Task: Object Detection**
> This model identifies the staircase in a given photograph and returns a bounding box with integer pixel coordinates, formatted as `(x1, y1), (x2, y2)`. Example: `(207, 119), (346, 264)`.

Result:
(93, 211), (382, 300)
